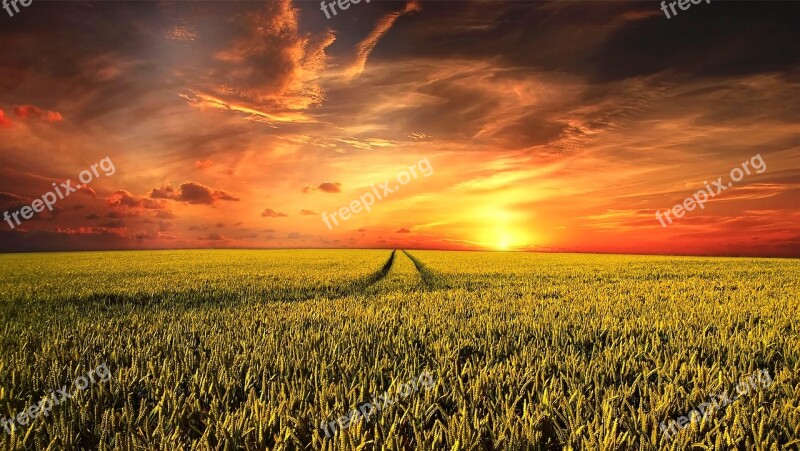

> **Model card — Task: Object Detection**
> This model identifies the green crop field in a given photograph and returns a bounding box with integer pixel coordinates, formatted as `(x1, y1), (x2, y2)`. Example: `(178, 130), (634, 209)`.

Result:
(0, 250), (798, 450)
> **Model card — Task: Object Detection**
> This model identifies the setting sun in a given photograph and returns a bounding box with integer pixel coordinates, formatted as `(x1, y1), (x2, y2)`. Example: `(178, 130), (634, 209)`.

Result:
(476, 225), (532, 251)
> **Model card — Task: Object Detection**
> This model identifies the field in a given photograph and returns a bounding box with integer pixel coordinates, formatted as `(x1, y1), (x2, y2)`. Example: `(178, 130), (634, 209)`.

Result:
(0, 249), (798, 450)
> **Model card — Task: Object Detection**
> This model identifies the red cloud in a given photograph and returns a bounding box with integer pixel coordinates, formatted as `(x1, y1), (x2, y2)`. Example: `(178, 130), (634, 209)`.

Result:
(0, 109), (12, 127)
(396, 228), (411, 233)
(299, 209), (317, 215)
(194, 160), (213, 169)
(149, 182), (239, 205)
(14, 105), (63, 123)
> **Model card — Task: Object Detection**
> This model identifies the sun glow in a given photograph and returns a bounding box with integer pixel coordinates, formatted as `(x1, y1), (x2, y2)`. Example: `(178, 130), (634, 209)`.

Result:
(477, 227), (532, 251)
(472, 208), (535, 251)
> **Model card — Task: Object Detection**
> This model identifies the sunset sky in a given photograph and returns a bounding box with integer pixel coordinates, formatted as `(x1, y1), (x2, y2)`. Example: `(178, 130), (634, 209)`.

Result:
(0, 0), (798, 256)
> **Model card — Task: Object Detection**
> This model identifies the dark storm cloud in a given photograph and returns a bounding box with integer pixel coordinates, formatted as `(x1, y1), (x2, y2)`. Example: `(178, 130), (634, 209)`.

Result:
(368, 1), (799, 82)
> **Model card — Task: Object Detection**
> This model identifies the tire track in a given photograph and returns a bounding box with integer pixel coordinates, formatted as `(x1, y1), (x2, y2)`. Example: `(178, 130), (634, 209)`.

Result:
(359, 249), (396, 289)
(273, 249), (397, 301)
(315, 250), (396, 299)
(402, 250), (437, 288)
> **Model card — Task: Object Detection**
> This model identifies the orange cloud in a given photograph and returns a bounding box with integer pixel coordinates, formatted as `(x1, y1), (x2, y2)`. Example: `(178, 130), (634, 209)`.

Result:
(179, 91), (317, 124)
(303, 182), (341, 193)
(181, 0), (335, 124)
(261, 209), (288, 218)
(107, 191), (166, 210)
(14, 105), (63, 123)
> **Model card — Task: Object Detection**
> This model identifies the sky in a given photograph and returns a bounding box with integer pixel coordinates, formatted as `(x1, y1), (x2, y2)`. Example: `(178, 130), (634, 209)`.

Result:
(0, 0), (798, 256)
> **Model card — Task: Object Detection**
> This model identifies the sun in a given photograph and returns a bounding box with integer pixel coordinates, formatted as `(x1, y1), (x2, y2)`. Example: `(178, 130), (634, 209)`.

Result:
(472, 208), (535, 251)
(497, 234), (512, 250)
(478, 228), (531, 251)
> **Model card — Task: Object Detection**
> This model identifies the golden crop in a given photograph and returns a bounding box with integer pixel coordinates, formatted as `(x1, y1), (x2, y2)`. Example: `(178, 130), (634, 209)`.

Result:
(0, 250), (797, 450)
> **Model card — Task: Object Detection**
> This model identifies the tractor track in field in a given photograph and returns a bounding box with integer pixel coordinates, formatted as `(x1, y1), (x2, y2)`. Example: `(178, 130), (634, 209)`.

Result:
(72, 250), (402, 309)
(341, 249), (438, 296)
(402, 250), (437, 288)
(360, 249), (396, 289)
(290, 250), (397, 301)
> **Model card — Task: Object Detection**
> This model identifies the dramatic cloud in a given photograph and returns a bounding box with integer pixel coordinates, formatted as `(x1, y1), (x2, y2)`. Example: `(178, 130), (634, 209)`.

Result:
(179, 0), (335, 124)
(346, 0), (422, 79)
(0, 0), (797, 255)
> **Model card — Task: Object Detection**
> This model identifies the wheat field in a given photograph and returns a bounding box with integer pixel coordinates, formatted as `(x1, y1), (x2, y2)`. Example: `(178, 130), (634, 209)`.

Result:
(0, 250), (798, 450)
